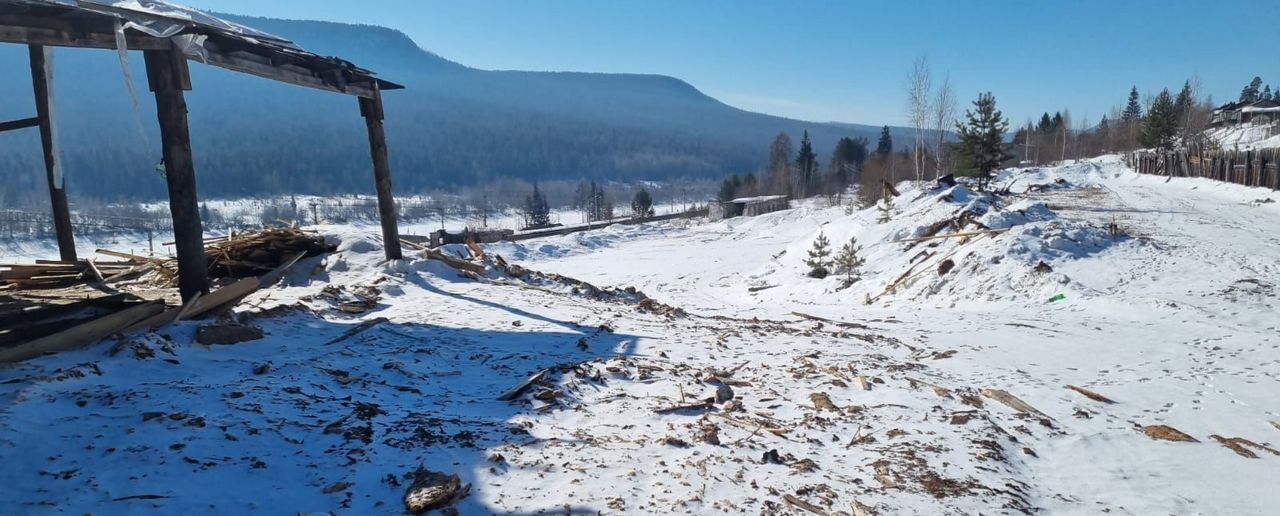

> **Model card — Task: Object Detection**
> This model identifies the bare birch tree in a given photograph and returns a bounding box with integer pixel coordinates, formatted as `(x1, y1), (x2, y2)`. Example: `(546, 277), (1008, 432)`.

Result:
(906, 55), (932, 182)
(931, 73), (956, 178)
(1059, 108), (1072, 162)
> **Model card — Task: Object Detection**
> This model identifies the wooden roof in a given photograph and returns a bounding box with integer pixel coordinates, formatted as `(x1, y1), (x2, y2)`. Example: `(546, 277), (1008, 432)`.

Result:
(0, 0), (402, 98)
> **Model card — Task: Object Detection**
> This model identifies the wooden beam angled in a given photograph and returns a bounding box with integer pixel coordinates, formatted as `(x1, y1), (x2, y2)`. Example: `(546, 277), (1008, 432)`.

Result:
(0, 117), (40, 133)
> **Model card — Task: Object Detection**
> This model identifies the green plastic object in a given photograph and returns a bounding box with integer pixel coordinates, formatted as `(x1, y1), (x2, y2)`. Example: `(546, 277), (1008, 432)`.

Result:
(1046, 293), (1066, 304)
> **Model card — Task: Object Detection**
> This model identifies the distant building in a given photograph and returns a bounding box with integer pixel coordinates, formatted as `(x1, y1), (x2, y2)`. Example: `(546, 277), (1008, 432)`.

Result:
(1212, 99), (1280, 127)
(710, 195), (789, 220)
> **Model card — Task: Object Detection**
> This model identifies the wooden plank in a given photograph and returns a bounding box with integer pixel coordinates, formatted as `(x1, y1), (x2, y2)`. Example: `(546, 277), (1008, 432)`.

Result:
(497, 369), (548, 401)
(981, 388), (1053, 420)
(145, 47), (208, 302)
(0, 117), (39, 132)
(423, 249), (485, 274)
(30, 44), (77, 261)
(122, 277), (257, 334)
(84, 259), (104, 283)
(95, 248), (161, 263)
(360, 87), (402, 260)
(0, 302), (163, 363)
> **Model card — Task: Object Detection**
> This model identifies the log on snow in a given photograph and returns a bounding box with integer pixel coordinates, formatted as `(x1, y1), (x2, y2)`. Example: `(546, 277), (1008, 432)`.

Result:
(981, 388), (1053, 420)
(1065, 384), (1116, 404)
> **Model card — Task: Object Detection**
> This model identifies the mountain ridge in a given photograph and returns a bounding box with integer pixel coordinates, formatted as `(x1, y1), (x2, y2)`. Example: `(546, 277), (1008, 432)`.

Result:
(0, 14), (919, 202)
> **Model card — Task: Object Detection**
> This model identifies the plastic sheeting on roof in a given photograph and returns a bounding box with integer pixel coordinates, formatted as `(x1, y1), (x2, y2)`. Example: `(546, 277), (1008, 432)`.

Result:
(14, 0), (298, 47)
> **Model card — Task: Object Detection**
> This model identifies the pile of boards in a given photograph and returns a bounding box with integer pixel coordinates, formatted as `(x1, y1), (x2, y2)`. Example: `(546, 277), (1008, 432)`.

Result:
(0, 227), (331, 292)
(0, 258), (150, 291)
(204, 227), (332, 279)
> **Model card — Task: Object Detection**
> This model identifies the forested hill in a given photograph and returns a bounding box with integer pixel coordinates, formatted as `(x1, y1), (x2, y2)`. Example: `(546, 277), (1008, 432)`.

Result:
(0, 14), (913, 202)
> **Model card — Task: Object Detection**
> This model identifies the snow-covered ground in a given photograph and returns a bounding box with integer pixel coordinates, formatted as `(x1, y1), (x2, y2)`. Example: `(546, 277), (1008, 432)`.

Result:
(2, 156), (1278, 514)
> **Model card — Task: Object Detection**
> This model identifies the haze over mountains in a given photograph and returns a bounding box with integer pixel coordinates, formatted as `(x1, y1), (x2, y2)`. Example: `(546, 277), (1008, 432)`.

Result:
(0, 15), (915, 202)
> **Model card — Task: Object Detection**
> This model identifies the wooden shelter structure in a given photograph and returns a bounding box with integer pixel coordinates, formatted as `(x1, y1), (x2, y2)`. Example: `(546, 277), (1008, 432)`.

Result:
(0, 0), (406, 301)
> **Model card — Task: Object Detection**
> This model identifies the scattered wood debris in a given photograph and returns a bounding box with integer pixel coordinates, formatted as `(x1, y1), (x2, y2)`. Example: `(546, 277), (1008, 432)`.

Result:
(497, 369), (548, 401)
(782, 493), (830, 515)
(1209, 435), (1280, 459)
(0, 302), (164, 363)
(1141, 424), (1198, 443)
(810, 392), (839, 411)
(403, 467), (465, 513)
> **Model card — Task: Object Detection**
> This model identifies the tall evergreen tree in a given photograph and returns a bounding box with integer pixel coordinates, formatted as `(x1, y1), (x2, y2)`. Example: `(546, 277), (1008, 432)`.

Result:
(954, 92), (1012, 191)
(795, 131), (818, 197)
(876, 126), (893, 156)
(829, 136), (869, 187)
(1240, 76), (1264, 103)
(1263, 85), (1274, 101)
(1037, 112), (1054, 132)
(524, 182), (552, 228)
(631, 189), (654, 218)
(1173, 81), (1194, 119)
(768, 132), (794, 195)
(717, 175), (739, 202)
(1139, 89), (1178, 150)
(1122, 86), (1143, 121)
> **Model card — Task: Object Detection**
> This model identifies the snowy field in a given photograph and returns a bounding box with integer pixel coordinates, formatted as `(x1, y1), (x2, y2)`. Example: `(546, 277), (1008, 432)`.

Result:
(1, 156), (1278, 514)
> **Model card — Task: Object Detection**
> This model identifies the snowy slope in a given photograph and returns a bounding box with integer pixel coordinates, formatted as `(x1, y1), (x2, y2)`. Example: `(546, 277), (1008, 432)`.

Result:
(2, 156), (1278, 514)
(1206, 123), (1280, 150)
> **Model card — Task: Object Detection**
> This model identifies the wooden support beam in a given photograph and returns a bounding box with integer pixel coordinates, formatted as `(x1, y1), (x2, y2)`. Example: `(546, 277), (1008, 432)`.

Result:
(359, 86), (402, 260)
(145, 47), (208, 302)
(0, 117), (39, 133)
(0, 22), (169, 51)
(29, 45), (77, 262)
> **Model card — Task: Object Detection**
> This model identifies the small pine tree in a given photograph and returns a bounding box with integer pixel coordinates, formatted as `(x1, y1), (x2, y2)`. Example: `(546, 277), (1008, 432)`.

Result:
(833, 236), (865, 285)
(877, 199), (892, 223)
(954, 92), (1012, 191)
(805, 232), (833, 278)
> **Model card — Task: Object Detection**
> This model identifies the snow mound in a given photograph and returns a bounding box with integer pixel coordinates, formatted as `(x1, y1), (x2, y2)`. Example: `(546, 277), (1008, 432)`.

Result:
(775, 180), (1134, 308)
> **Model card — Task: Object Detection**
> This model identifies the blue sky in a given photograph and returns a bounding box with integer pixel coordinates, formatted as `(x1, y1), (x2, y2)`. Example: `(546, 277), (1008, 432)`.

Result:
(188, 0), (1278, 128)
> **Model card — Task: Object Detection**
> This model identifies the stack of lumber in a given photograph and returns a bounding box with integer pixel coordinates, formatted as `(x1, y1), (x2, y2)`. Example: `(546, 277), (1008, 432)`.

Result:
(0, 259), (143, 290)
(204, 227), (331, 279)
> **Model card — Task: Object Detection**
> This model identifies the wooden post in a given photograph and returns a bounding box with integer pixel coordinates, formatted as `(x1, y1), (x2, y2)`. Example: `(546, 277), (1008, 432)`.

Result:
(28, 45), (76, 261)
(144, 47), (208, 301)
(359, 84), (402, 260)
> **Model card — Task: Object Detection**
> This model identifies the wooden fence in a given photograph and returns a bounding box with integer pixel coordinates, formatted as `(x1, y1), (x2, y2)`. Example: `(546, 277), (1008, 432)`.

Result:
(1128, 147), (1280, 190)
